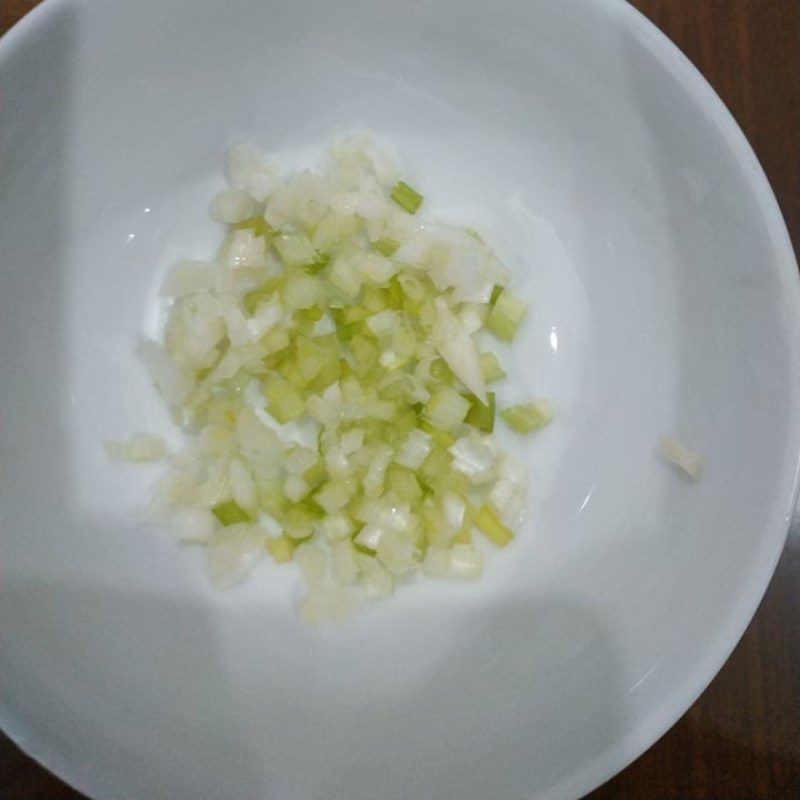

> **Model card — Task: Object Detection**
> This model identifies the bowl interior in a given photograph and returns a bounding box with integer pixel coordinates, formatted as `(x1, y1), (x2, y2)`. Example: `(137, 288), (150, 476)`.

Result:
(1, 1), (798, 799)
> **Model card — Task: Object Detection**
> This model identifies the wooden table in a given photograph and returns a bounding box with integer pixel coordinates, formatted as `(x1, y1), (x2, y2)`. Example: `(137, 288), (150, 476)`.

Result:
(1, 1), (798, 798)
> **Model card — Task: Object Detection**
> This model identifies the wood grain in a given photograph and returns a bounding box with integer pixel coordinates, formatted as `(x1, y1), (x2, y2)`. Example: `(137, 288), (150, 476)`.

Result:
(1, 1), (798, 798)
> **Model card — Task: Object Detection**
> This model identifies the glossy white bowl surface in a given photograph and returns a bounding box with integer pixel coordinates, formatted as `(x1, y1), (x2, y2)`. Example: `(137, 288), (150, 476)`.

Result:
(1, 1), (799, 799)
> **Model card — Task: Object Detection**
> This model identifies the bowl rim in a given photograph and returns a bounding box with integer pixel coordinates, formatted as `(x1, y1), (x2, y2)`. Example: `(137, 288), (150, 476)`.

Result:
(1, 1), (799, 799)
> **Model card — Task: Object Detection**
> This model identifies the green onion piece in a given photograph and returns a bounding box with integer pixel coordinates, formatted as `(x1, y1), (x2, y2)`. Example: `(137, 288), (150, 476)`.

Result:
(278, 359), (307, 391)
(419, 420), (456, 448)
(262, 328), (290, 355)
(500, 400), (554, 434)
(429, 357), (455, 383)
(267, 535), (294, 563)
(263, 377), (306, 423)
(451, 502), (475, 545)
(342, 305), (370, 324)
(489, 284), (504, 306)
(397, 272), (427, 304)
(390, 181), (424, 214)
(474, 504), (514, 547)
(243, 278), (280, 315)
(464, 391), (496, 433)
(387, 465), (423, 502)
(297, 497), (326, 519)
(362, 286), (389, 313)
(303, 460), (328, 490)
(479, 352), (506, 383)
(233, 216), (274, 238)
(336, 322), (362, 345)
(304, 252), (330, 275)
(283, 507), (316, 541)
(350, 335), (380, 374)
(291, 309), (316, 337)
(419, 445), (452, 487)
(313, 213), (360, 251)
(314, 480), (353, 515)
(443, 468), (470, 498)
(211, 500), (253, 526)
(295, 336), (326, 382)
(281, 274), (324, 311)
(352, 540), (377, 557)
(274, 232), (317, 267)
(263, 350), (287, 371)
(424, 386), (470, 433)
(258, 481), (288, 517)
(305, 346), (342, 392)
(306, 306), (325, 322)
(418, 299), (437, 328)
(466, 228), (484, 244)
(485, 291), (528, 342)
(243, 289), (272, 315)
(329, 257), (362, 299)
(386, 276), (404, 309)
(374, 237), (400, 257)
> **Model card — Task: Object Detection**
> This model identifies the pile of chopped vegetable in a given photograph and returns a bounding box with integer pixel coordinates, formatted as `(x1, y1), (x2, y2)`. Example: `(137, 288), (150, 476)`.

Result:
(107, 136), (554, 621)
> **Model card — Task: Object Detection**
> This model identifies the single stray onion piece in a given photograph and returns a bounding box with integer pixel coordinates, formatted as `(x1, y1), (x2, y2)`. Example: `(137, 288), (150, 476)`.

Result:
(111, 135), (558, 622)
(659, 435), (704, 480)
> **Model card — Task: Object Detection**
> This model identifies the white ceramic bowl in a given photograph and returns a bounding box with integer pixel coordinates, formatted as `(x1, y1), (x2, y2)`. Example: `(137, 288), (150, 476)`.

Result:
(1, 1), (799, 798)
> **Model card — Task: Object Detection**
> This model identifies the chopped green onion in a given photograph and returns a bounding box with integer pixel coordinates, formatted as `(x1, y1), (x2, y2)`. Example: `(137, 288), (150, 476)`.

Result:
(424, 387), (470, 433)
(267, 535), (294, 563)
(373, 237), (400, 257)
(295, 336), (325, 382)
(350, 335), (380, 374)
(304, 252), (330, 275)
(352, 540), (377, 557)
(274, 232), (316, 267)
(129, 138), (547, 622)
(283, 507), (316, 541)
(281, 274), (324, 311)
(329, 257), (362, 299)
(500, 400), (554, 434)
(243, 278), (280, 315)
(361, 285), (389, 313)
(419, 445), (452, 487)
(479, 351), (506, 383)
(263, 376), (306, 423)
(386, 276), (404, 309)
(306, 306), (325, 322)
(342, 305), (370, 324)
(387, 465), (423, 502)
(366, 308), (399, 335)
(313, 213), (360, 251)
(420, 420), (456, 448)
(211, 500), (253, 526)
(451, 502), (475, 545)
(305, 346), (342, 392)
(474, 504), (514, 547)
(464, 391), (496, 433)
(429, 357), (455, 383)
(485, 291), (528, 342)
(303, 460), (329, 489)
(258, 482), (288, 517)
(390, 181), (424, 214)
(314, 480), (353, 515)
(262, 328), (290, 354)
(234, 216), (274, 238)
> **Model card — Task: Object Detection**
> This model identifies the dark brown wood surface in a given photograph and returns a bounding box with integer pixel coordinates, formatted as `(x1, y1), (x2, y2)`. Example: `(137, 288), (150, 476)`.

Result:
(1, 1), (798, 798)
